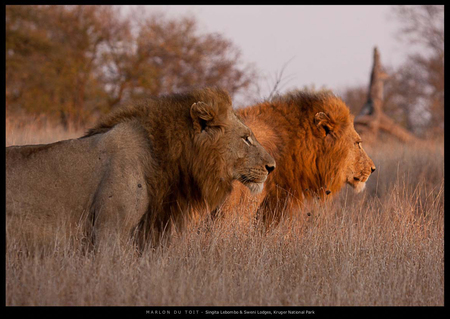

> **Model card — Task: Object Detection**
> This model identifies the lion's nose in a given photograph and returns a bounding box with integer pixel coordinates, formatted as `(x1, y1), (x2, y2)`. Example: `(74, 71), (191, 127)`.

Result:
(266, 164), (275, 175)
(371, 166), (376, 174)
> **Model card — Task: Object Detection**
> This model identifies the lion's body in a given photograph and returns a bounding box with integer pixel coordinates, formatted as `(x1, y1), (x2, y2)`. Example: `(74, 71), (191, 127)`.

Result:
(6, 88), (275, 249)
(6, 123), (150, 247)
(223, 92), (375, 225)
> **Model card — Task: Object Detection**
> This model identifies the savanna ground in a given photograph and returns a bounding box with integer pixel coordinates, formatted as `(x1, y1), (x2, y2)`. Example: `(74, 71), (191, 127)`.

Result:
(5, 117), (444, 306)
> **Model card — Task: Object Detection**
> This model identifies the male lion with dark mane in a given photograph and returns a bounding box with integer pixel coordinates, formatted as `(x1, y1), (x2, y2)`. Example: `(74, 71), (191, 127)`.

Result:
(6, 87), (275, 249)
(220, 91), (375, 226)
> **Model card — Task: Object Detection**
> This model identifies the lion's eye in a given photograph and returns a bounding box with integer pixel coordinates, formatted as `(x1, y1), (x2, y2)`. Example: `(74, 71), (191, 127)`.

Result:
(355, 141), (362, 148)
(243, 136), (253, 146)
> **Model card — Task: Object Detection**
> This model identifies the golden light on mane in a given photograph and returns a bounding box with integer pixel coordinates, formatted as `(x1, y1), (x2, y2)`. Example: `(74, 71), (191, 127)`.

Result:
(222, 91), (375, 226)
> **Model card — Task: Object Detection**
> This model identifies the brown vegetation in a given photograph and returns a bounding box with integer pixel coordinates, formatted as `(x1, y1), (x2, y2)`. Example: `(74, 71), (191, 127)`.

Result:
(6, 5), (257, 126)
(5, 4), (444, 308)
(5, 117), (443, 306)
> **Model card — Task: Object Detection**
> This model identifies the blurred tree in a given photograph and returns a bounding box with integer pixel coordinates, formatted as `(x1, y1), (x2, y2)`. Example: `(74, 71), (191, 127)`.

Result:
(101, 12), (256, 109)
(354, 47), (421, 144)
(6, 5), (257, 127)
(6, 5), (121, 127)
(391, 5), (444, 138)
(342, 5), (444, 139)
(339, 86), (366, 116)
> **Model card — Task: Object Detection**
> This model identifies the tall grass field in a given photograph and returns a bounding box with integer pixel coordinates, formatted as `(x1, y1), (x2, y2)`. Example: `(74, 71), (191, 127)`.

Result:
(5, 119), (444, 306)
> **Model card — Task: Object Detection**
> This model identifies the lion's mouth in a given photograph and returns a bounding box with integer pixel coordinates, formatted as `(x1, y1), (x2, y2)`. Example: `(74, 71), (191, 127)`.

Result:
(347, 177), (368, 193)
(239, 174), (267, 195)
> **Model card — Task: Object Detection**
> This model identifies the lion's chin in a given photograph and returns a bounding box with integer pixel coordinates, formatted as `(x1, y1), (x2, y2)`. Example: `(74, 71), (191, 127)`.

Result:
(244, 182), (264, 195)
(352, 182), (366, 193)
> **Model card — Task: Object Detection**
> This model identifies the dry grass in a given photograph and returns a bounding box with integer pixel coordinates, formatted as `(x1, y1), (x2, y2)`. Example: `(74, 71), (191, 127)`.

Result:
(5, 114), (88, 147)
(5, 121), (444, 306)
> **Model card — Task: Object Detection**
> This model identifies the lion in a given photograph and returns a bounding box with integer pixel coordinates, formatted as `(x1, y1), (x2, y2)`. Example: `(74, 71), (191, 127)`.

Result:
(220, 91), (375, 226)
(6, 87), (275, 250)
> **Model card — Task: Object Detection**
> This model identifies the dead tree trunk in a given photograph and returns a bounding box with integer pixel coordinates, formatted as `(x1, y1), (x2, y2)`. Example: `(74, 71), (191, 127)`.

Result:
(355, 47), (421, 144)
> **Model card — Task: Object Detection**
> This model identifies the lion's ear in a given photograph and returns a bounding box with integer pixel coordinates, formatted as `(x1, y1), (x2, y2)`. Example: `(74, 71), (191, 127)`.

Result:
(314, 112), (334, 137)
(190, 101), (217, 133)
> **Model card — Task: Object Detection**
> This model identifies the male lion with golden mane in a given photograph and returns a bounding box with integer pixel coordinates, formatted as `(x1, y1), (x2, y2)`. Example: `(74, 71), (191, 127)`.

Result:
(220, 91), (375, 226)
(6, 87), (275, 249)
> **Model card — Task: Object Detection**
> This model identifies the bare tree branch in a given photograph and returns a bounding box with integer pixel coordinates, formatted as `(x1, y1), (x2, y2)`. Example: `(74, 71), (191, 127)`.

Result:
(267, 56), (296, 101)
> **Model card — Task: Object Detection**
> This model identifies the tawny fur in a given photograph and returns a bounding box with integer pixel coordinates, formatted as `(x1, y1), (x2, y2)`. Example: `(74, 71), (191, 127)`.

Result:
(222, 92), (375, 226)
(6, 87), (275, 249)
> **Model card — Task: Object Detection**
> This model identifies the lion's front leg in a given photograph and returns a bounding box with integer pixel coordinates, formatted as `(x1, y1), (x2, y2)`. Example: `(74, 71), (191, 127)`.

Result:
(88, 165), (149, 251)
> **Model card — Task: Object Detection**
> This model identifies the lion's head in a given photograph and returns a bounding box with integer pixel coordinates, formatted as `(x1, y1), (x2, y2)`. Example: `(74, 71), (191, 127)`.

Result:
(228, 114), (276, 194)
(343, 131), (376, 193)
(311, 95), (376, 195)
(190, 93), (276, 200)
(314, 104), (375, 193)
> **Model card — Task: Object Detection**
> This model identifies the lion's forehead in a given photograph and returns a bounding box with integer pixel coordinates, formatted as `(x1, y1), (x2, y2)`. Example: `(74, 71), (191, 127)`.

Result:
(230, 112), (251, 133)
(346, 127), (360, 142)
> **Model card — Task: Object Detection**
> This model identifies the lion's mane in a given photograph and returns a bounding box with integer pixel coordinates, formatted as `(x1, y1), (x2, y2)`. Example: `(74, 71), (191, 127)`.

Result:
(225, 91), (374, 225)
